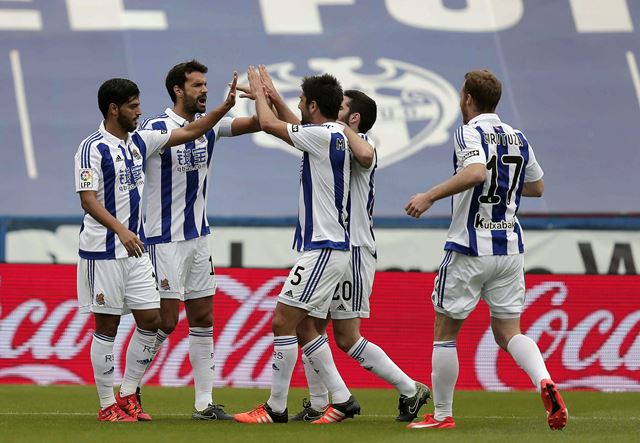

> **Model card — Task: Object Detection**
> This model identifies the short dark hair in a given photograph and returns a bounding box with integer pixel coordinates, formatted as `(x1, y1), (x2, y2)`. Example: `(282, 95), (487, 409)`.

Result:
(301, 74), (343, 120)
(165, 60), (208, 103)
(97, 78), (139, 118)
(344, 90), (377, 133)
(463, 70), (502, 112)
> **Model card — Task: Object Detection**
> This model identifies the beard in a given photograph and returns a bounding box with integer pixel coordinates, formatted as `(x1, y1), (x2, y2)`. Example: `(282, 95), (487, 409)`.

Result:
(185, 94), (206, 115)
(117, 113), (137, 132)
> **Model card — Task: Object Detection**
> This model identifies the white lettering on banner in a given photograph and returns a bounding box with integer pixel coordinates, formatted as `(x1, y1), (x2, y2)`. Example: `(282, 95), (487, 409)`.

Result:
(569, 0), (633, 33)
(259, 0), (354, 34)
(475, 282), (640, 392)
(65, 0), (167, 31)
(385, 0), (523, 32)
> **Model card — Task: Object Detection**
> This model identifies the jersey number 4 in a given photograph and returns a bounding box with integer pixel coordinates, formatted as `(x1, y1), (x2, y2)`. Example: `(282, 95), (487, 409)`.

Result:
(479, 154), (523, 205)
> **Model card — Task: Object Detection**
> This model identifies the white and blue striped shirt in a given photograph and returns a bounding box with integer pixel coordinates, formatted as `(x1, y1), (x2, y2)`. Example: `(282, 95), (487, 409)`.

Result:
(445, 113), (544, 256)
(348, 133), (377, 256)
(140, 108), (233, 245)
(287, 122), (351, 252)
(74, 122), (170, 259)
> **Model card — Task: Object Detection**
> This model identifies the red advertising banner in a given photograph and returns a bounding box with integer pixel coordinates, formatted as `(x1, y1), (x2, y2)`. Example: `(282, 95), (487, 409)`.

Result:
(0, 264), (638, 391)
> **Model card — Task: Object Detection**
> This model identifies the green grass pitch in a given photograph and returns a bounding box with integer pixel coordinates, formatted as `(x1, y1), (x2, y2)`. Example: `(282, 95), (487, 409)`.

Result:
(0, 385), (637, 442)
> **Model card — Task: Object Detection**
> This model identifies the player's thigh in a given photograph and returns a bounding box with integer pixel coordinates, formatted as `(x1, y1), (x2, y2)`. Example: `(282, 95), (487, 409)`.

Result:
(432, 251), (484, 320)
(147, 242), (186, 300)
(77, 258), (126, 315)
(279, 248), (350, 317)
(123, 254), (161, 312)
(482, 254), (525, 319)
(327, 247), (375, 321)
(183, 236), (216, 300)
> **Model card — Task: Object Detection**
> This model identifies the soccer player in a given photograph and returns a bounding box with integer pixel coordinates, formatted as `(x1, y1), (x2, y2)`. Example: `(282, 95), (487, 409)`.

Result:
(291, 90), (431, 423)
(75, 75), (237, 422)
(404, 70), (568, 430)
(139, 60), (260, 420)
(234, 67), (358, 424)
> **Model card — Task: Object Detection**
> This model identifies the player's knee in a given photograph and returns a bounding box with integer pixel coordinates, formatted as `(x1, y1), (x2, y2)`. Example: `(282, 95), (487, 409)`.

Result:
(334, 332), (359, 353)
(160, 315), (178, 335)
(271, 313), (289, 336)
(188, 311), (213, 328)
(493, 332), (511, 351)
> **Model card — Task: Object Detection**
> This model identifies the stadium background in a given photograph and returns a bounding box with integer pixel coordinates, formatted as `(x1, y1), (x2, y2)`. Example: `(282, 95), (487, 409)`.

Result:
(0, 0), (638, 394)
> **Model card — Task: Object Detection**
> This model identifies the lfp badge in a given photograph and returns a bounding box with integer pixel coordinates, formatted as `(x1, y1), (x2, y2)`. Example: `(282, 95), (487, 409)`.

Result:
(230, 57), (459, 169)
(79, 169), (93, 188)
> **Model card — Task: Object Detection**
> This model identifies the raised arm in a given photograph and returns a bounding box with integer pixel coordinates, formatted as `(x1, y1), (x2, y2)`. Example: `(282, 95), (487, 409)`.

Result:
(248, 66), (293, 145)
(79, 191), (144, 257)
(405, 163), (486, 218)
(259, 65), (301, 125)
(165, 72), (238, 148)
(341, 124), (373, 168)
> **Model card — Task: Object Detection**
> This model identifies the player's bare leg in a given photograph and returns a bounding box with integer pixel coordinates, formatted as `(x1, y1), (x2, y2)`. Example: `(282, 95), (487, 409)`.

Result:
(492, 317), (568, 430)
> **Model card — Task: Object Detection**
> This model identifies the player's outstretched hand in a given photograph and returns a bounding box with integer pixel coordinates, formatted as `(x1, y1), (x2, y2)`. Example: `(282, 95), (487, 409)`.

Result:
(405, 193), (433, 218)
(117, 229), (145, 258)
(223, 71), (238, 109)
(258, 64), (280, 103)
(235, 83), (255, 100)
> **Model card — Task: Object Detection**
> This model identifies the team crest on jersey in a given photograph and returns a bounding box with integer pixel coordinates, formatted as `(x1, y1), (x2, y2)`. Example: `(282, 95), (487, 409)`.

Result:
(132, 148), (141, 160)
(95, 293), (105, 305)
(230, 57), (459, 168)
(160, 279), (171, 290)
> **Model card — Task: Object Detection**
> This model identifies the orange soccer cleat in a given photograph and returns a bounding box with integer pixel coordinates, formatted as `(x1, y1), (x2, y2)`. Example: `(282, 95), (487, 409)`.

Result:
(234, 403), (288, 424)
(540, 379), (568, 430)
(97, 403), (137, 422)
(116, 391), (152, 421)
(311, 396), (360, 424)
(407, 414), (456, 429)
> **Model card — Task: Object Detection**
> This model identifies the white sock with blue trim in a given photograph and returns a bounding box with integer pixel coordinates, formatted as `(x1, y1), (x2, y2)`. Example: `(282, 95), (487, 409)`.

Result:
(189, 327), (215, 411)
(348, 336), (416, 397)
(303, 335), (351, 404)
(432, 340), (458, 421)
(507, 334), (550, 389)
(267, 335), (298, 413)
(91, 333), (116, 409)
(302, 348), (329, 410)
(120, 327), (156, 397)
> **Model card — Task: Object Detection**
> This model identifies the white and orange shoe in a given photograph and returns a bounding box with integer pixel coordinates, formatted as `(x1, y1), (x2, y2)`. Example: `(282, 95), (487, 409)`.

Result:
(97, 403), (137, 422)
(540, 379), (568, 430)
(311, 396), (360, 424)
(234, 403), (288, 424)
(116, 391), (152, 421)
(407, 414), (455, 429)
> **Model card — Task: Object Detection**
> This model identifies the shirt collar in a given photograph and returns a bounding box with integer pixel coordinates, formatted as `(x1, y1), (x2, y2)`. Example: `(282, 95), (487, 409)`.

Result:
(468, 113), (501, 126)
(165, 108), (188, 127)
(99, 121), (131, 147)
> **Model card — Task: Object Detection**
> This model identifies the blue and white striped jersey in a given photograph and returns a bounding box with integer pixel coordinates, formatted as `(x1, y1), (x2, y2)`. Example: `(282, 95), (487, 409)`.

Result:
(288, 122), (351, 252)
(348, 133), (377, 255)
(140, 108), (233, 245)
(445, 113), (543, 256)
(74, 122), (170, 260)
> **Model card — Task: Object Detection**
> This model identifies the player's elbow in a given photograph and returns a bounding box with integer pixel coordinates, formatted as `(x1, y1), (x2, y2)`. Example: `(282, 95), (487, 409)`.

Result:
(356, 151), (374, 168)
(260, 119), (279, 136)
(524, 179), (544, 197)
(467, 165), (486, 186)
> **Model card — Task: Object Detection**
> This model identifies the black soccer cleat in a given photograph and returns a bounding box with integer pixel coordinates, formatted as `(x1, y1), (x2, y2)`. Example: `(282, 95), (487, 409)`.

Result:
(290, 398), (325, 422)
(396, 382), (431, 422)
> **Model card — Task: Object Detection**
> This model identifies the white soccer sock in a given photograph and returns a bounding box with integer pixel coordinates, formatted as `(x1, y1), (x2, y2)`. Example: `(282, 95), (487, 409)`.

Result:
(348, 337), (416, 397)
(432, 340), (458, 421)
(120, 327), (156, 397)
(267, 335), (298, 413)
(303, 335), (351, 405)
(91, 333), (116, 409)
(189, 327), (215, 411)
(507, 334), (551, 389)
(302, 350), (329, 410)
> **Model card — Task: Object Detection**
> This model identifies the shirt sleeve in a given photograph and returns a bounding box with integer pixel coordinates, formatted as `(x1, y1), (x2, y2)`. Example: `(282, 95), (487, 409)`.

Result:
(522, 136), (544, 182)
(287, 124), (331, 156)
(136, 128), (172, 159)
(455, 125), (486, 168)
(75, 143), (102, 193)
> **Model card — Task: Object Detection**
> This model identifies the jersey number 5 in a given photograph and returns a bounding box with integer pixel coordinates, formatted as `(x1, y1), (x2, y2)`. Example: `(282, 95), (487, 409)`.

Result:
(479, 154), (523, 205)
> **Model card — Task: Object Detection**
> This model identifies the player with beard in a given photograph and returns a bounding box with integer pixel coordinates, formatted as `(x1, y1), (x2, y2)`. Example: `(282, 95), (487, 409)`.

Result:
(139, 60), (261, 420)
(74, 75), (237, 421)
